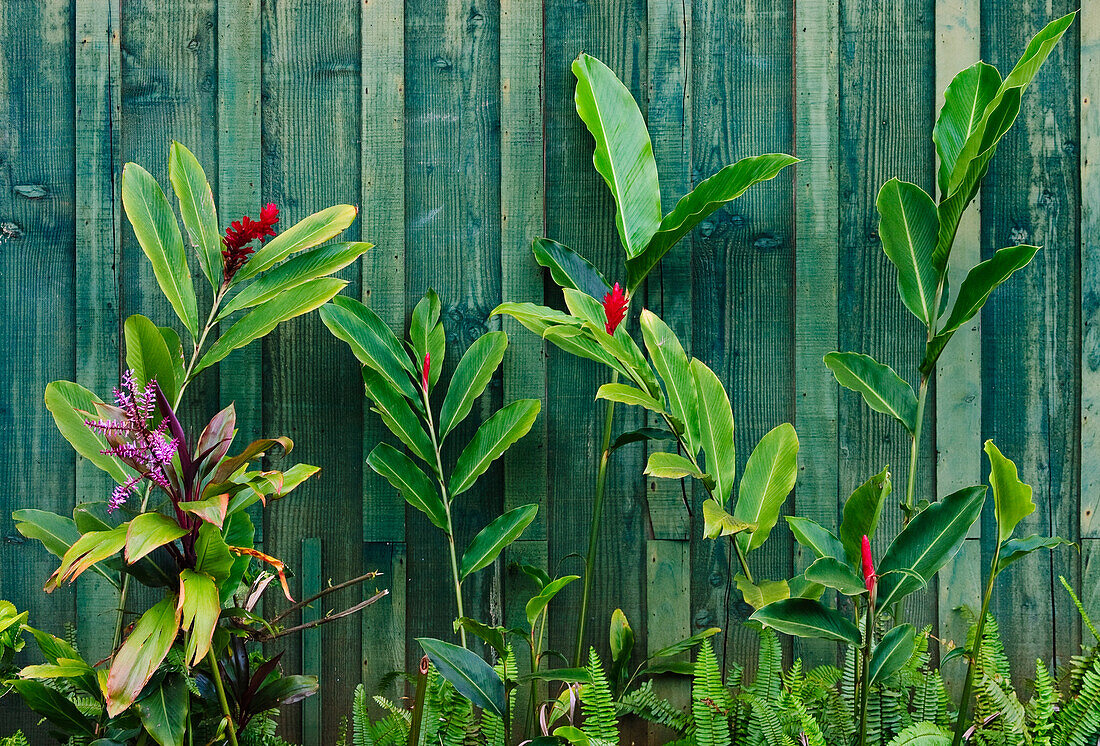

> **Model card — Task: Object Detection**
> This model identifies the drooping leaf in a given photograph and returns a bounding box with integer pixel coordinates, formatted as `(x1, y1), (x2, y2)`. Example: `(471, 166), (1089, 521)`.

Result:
(786, 517), (846, 562)
(168, 141), (221, 290)
(125, 314), (180, 406)
(217, 242), (372, 320)
(367, 442), (448, 531)
(234, 204), (358, 282)
(595, 383), (666, 415)
(178, 494), (230, 529)
(124, 513), (188, 564)
(564, 289), (660, 396)
(641, 310), (699, 454)
(983, 440), (1035, 545)
(933, 62), (1002, 199)
(571, 53), (661, 259)
(542, 325), (633, 380)
(749, 598), (861, 646)
(459, 504), (538, 580)
(691, 358), (736, 503)
(320, 296), (419, 401)
(440, 331), (508, 439)
(876, 485), (987, 609)
(608, 426), (676, 454)
(702, 498), (754, 539)
(647, 627), (720, 660)
(532, 237), (612, 299)
(868, 624), (917, 685)
(996, 534), (1073, 572)
(525, 575), (580, 630)
(492, 301), (585, 337)
(803, 556), (867, 597)
(418, 637), (506, 717)
(107, 595), (182, 716)
(51, 527), (127, 589)
(178, 570), (220, 665)
(453, 617), (509, 656)
(13, 509), (80, 558)
(644, 451), (706, 481)
(121, 162), (199, 338)
(194, 278), (347, 375)
(824, 352), (918, 432)
(735, 577), (790, 610)
(734, 423), (799, 552)
(876, 179), (940, 326)
(626, 154), (799, 289)
(135, 673), (189, 746)
(362, 367), (435, 466)
(839, 467), (891, 566)
(10, 680), (97, 737)
(45, 381), (134, 486)
(449, 399), (541, 496)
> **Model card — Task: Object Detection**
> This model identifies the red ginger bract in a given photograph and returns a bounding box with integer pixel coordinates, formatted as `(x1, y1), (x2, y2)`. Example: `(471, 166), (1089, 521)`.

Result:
(222, 202), (279, 283)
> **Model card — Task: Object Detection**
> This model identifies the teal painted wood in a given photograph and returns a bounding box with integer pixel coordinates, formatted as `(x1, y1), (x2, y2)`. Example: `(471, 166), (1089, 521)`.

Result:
(1081, 0), (1100, 541)
(75, 0), (123, 665)
(301, 537), (322, 746)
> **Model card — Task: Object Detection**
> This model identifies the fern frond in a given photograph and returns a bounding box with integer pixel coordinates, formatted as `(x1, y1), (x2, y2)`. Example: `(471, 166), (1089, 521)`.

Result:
(618, 680), (692, 734)
(693, 640), (732, 746)
(1053, 663), (1100, 746)
(1027, 659), (1058, 746)
(580, 648), (619, 744)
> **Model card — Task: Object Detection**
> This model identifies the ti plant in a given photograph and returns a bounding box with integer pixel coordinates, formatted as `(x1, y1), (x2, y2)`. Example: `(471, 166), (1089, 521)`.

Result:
(823, 13), (1074, 514)
(320, 289), (541, 648)
(11, 141), (376, 745)
(501, 51), (796, 664)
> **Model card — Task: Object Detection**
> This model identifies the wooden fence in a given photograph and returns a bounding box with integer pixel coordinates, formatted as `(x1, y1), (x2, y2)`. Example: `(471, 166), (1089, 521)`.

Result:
(0, 0), (1096, 741)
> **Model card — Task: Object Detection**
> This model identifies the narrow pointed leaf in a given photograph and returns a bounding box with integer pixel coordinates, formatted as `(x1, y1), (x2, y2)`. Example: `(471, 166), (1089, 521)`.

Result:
(877, 179), (939, 325)
(933, 62), (1002, 198)
(410, 289), (445, 389)
(824, 352), (918, 432)
(121, 162), (198, 337)
(492, 301), (585, 336)
(526, 575), (580, 630)
(734, 423), (799, 552)
(839, 467), (891, 565)
(450, 399), (541, 496)
(626, 154), (799, 289)
(125, 314), (180, 406)
(320, 296), (419, 400)
(691, 357), (736, 504)
(363, 368), (435, 465)
(367, 442), (447, 531)
(596, 383), (666, 414)
(749, 598), (861, 645)
(107, 595), (181, 716)
(869, 624), (917, 685)
(418, 637), (506, 717)
(532, 237), (611, 299)
(459, 504), (538, 580)
(168, 141), (220, 290)
(440, 331), (508, 439)
(572, 53), (661, 258)
(984, 440), (1035, 545)
(996, 534), (1073, 572)
(640, 310), (699, 454)
(234, 204), (358, 282)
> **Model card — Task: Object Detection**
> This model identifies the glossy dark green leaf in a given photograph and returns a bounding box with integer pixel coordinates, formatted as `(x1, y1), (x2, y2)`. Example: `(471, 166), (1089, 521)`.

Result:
(459, 504), (538, 580)
(440, 331), (508, 439)
(868, 624), (917, 685)
(734, 423), (799, 552)
(608, 427), (676, 454)
(803, 556), (867, 597)
(839, 467), (891, 566)
(125, 314), (180, 406)
(824, 352), (918, 433)
(640, 310), (699, 454)
(786, 516), (846, 562)
(11, 679), (97, 736)
(168, 141), (220, 290)
(135, 674), (189, 746)
(691, 358), (736, 504)
(749, 598), (861, 646)
(984, 440), (1035, 545)
(996, 534), (1073, 573)
(418, 637), (506, 717)
(320, 296), (419, 401)
(193, 522), (234, 582)
(532, 237), (612, 299)
(45, 380), (134, 486)
(450, 399), (541, 496)
(410, 289), (445, 389)
(367, 442), (448, 531)
(933, 62), (1002, 198)
(363, 368), (435, 466)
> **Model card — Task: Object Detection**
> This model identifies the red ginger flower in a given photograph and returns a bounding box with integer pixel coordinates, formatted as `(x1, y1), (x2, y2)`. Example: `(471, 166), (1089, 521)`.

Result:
(861, 535), (876, 594)
(602, 283), (628, 334)
(222, 202), (279, 283)
(421, 353), (431, 392)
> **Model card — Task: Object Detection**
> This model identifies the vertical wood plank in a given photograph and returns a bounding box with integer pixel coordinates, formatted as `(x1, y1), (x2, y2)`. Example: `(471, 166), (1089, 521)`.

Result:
(75, 0), (123, 663)
(690, 0), (795, 669)
(0, 1), (77, 738)
(301, 537), (322, 746)
(1081, 0), (1100, 541)
(361, 542), (406, 712)
(982, 0), (1080, 679)
(646, 540), (690, 741)
(793, 0), (839, 667)
(262, 0), (364, 737)
(933, 0), (981, 684)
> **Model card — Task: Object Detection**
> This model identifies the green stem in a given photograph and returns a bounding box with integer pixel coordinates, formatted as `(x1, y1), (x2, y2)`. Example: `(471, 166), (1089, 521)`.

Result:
(445, 514), (468, 648)
(904, 375), (929, 514)
(206, 648), (240, 746)
(857, 597), (875, 746)
(951, 553), (998, 746)
(574, 371), (619, 667)
(731, 535), (754, 585)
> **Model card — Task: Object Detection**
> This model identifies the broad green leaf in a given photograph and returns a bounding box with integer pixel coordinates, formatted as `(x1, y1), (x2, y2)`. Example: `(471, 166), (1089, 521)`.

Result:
(492, 301), (585, 337)
(525, 575), (580, 630)
(839, 467), (891, 566)
(367, 442), (447, 531)
(418, 637), (506, 717)
(10, 680), (96, 736)
(691, 358), (736, 503)
(217, 242), (372, 320)
(886, 723), (953, 746)
(786, 517), (847, 562)
(193, 522), (234, 582)
(749, 598), (861, 646)
(609, 608), (634, 666)
(734, 423), (798, 552)
(125, 314), (180, 405)
(996, 534), (1073, 572)
(876, 485), (987, 609)
(824, 352), (918, 432)
(194, 277), (347, 375)
(923, 245), (1039, 371)
(440, 331), (508, 439)
(788, 574), (826, 601)
(178, 494), (230, 529)
(106, 595), (181, 716)
(45, 380), (134, 486)
(13, 509), (80, 558)
(702, 498), (754, 539)
(572, 53), (661, 259)
(125, 513), (188, 564)
(23, 626), (81, 666)
(453, 617), (509, 656)
(121, 162), (199, 337)
(933, 62), (1002, 198)
(735, 577), (790, 610)
(869, 624), (917, 685)
(178, 569), (219, 665)
(804, 556), (867, 597)
(876, 179), (940, 326)
(410, 289), (445, 389)
(234, 204), (358, 282)
(363, 368), (435, 466)
(626, 153), (799, 289)
(542, 325), (633, 380)
(644, 451), (706, 481)
(52, 527), (127, 588)
(984, 440), (1035, 545)
(609, 427), (676, 454)
(532, 237), (612, 299)
(320, 296), (419, 401)
(450, 399), (541, 496)
(459, 504), (538, 580)
(563, 288), (660, 396)
(168, 141), (220, 290)
(641, 310), (699, 454)
(135, 674), (189, 746)
(595, 382), (665, 414)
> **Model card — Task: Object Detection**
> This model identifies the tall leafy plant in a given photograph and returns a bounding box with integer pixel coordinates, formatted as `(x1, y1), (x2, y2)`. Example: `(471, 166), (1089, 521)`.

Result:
(823, 13), (1074, 514)
(320, 290), (541, 648)
(507, 53), (796, 664)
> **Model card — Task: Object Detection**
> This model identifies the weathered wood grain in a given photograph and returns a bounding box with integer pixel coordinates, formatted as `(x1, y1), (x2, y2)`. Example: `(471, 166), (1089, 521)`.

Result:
(1081, 0), (1100, 540)
(301, 537), (322, 746)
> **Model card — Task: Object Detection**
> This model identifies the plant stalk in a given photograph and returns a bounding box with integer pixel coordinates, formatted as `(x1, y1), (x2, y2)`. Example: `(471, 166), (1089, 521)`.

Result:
(951, 552), (998, 746)
(206, 648), (240, 746)
(904, 376), (930, 514)
(857, 597), (875, 746)
(574, 370), (619, 667)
